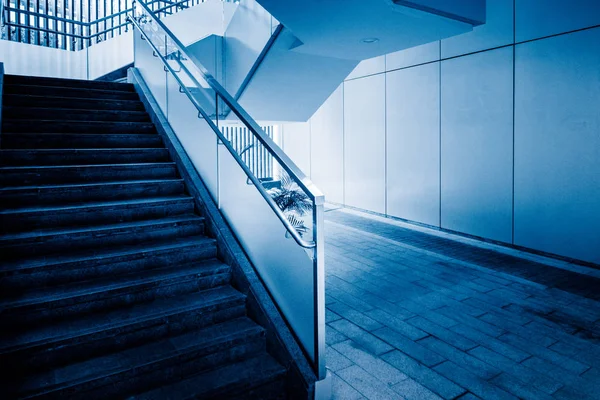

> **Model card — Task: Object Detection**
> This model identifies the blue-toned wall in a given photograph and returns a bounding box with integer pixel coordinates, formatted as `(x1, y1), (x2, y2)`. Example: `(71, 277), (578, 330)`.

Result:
(283, 0), (600, 265)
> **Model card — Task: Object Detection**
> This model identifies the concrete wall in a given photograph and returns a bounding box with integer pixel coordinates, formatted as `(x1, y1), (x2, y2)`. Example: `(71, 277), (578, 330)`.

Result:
(282, 1), (600, 265)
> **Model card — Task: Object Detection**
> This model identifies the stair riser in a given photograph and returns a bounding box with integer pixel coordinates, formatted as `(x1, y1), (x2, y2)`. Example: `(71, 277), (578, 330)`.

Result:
(0, 149), (170, 166)
(2, 121), (156, 134)
(4, 85), (140, 100)
(0, 180), (185, 207)
(3, 108), (150, 122)
(0, 199), (194, 233)
(4, 75), (135, 91)
(1, 133), (163, 149)
(1, 219), (205, 260)
(0, 164), (178, 185)
(33, 335), (265, 399)
(234, 380), (287, 400)
(0, 242), (217, 293)
(4, 272), (232, 329)
(6, 303), (246, 375)
(3, 95), (145, 111)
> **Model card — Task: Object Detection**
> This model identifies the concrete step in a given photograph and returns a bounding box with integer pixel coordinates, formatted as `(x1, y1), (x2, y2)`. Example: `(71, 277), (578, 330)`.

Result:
(10, 318), (265, 399)
(0, 260), (230, 328)
(0, 148), (170, 166)
(0, 215), (205, 260)
(0, 287), (247, 375)
(1, 133), (164, 149)
(4, 84), (141, 101)
(3, 94), (145, 111)
(0, 196), (195, 233)
(2, 119), (157, 134)
(0, 179), (185, 207)
(4, 74), (135, 91)
(2, 106), (150, 122)
(0, 235), (217, 293)
(135, 354), (286, 400)
(0, 162), (178, 185)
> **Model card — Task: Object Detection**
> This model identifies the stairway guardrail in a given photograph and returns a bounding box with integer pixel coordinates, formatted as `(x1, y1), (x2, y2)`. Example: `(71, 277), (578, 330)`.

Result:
(1, 0), (204, 50)
(129, 0), (326, 380)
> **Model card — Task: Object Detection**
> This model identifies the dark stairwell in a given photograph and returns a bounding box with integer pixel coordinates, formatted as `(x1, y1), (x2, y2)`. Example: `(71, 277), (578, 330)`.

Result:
(0, 74), (292, 399)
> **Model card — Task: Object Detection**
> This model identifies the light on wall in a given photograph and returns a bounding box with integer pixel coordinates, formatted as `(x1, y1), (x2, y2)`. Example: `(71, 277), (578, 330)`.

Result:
(360, 37), (380, 44)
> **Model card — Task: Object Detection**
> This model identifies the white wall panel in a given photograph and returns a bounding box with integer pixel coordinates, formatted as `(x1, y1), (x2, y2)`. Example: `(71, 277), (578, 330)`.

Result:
(442, 0), (513, 58)
(282, 122), (311, 177)
(343, 74), (386, 213)
(346, 56), (385, 80)
(386, 63), (440, 226)
(441, 47), (513, 243)
(386, 41), (439, 71)
(310, 85), (345, 204)
(0, 40), (86, 79)
(514, 28), (600, 264)
(516, 0), (600, 42)
(88, 31), (134, 80)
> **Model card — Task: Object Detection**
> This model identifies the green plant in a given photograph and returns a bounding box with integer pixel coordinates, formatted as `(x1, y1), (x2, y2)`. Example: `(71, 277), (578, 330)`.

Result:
(267, 173), (312, 237)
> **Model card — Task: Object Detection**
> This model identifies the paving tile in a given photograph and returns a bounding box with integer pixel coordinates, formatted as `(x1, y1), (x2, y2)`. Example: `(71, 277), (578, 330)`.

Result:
(332, 372), (366, 400)
(326, 345), (355, 372)
(498, 333), (589, 374)
(407, 316), (477, 351)
(456, 393), (483, 400)
(419, 310), (459, 329)
(327, 325), (349, 345)
(365, 309), (429, 341)
(372, 327), (445, 367)
(336, 365), (400, 400)
(489, 372), (554, 400)
(328, 302), (384, 331)
(333, 340), (408, 385)
(467, 345), (561, 394)
(436, 306), (505, 338)
(381, 350), (467, 400)
(392, 377), (442, 400)
(327, 309), (343, 323)
(329, 319), (394, 356)
(433, 361), (518, 400)
(479, 312), (558, 347)
(417, 338), (501, 380)
(448, 323), (530, 362)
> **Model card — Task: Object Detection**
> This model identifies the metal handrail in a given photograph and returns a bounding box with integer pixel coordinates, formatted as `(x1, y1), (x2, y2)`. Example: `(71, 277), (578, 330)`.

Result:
(129, 15), (320, 249)
(133, 0), (324, 205)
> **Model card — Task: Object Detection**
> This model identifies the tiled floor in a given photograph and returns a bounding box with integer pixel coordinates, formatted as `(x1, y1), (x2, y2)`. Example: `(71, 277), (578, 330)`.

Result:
(324, 208), (600, 400)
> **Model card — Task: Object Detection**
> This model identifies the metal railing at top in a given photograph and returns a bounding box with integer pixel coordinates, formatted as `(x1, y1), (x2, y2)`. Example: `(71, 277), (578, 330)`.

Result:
(129, 0), (325, 379)
(0, 0), (205, 50)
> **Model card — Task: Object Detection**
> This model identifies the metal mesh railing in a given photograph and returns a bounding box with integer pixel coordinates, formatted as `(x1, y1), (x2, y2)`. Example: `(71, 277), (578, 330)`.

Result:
(0, 0), (205, 50)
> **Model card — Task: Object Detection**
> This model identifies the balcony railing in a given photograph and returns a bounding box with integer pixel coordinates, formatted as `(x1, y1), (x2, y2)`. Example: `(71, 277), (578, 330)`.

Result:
(0, 0), (204, 50)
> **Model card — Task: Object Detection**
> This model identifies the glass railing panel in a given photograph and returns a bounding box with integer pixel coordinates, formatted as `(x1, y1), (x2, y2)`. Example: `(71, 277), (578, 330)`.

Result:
(217, 117), (317, 363)
(165, 71), (220, 199)
(130, 2), (326, 378)
(132, 19), (167, 114)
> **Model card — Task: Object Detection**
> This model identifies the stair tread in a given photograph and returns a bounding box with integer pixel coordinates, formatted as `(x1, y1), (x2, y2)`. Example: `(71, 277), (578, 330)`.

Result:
(0, 214), (203, 242)
(0, 195), (192, 214)
(0, 162), (174, 171)
(0, 286), (246, 354)
(0, 178), (184, 192)
(4, 74), (135, 91)
(3, 93), (143, 104)
(135, 354), (285, 400)
(0, 235), (215, 274)
(4, 83), (139, 96)
(0, 259), (228, 311)
(17, 317), (263, 397)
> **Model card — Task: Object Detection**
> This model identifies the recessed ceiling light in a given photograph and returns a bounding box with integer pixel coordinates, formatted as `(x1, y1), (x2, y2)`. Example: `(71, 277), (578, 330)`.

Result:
(361, 38), (379, 44)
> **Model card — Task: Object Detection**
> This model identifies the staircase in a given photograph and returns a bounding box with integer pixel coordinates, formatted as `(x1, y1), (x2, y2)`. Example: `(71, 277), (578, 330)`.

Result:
(0, 75), (287, 399)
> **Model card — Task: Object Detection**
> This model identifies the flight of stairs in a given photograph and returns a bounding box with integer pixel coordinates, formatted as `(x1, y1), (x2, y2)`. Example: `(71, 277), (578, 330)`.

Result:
(0, 75), (287, 399)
